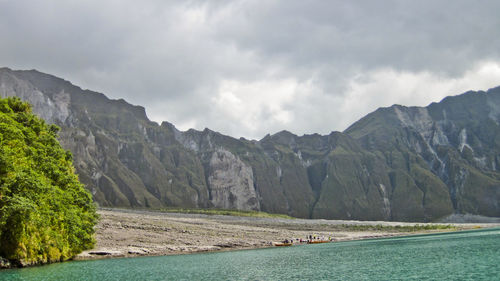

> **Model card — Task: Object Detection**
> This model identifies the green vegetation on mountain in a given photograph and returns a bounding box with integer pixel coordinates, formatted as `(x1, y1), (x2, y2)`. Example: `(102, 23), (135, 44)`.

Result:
(0, 97), (98, 266)
(152, 207), (294, 219)
(0, 67), (499, 222)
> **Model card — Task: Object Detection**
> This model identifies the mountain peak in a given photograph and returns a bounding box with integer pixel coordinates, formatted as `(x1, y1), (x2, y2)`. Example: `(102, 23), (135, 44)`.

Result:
(2, 67), (499, 221)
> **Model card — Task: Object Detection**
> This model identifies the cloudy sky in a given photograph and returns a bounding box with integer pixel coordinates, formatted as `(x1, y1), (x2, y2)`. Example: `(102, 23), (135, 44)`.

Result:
(1, 0), (500, 139)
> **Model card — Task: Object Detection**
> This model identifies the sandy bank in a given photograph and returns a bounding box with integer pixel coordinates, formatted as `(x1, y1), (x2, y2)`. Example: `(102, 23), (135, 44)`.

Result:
(76, 209), (499, 260)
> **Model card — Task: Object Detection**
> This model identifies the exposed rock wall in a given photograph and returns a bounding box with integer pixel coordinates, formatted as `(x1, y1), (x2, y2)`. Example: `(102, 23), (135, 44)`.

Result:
(1, 67), (499, 221)
(207, 149), (259, 210)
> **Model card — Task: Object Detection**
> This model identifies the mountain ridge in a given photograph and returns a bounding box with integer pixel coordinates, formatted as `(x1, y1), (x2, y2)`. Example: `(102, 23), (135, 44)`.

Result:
(1, 67), (499, 221)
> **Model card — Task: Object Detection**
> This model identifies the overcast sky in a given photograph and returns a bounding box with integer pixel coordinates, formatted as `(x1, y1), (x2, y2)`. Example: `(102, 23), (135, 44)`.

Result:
(1, 0), (500, 139)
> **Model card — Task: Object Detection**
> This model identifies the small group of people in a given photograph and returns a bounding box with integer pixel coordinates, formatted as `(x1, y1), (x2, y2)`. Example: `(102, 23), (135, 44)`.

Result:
(281, 234), (334, 244)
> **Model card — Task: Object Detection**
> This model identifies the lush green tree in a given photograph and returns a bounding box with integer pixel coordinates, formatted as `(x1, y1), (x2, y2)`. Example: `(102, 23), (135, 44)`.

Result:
(0, 97), (98, 266)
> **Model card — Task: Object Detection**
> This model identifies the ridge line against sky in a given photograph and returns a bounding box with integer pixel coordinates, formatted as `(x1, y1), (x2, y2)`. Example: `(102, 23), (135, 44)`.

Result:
(1, 0), (500, 140)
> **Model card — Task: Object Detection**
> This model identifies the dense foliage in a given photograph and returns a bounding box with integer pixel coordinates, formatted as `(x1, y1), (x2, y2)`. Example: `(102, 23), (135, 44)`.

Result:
(0, 97), (97, 266)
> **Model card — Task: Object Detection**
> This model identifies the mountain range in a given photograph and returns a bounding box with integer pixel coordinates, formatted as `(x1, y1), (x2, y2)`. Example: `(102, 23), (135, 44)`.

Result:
(1, 67), (499, 222)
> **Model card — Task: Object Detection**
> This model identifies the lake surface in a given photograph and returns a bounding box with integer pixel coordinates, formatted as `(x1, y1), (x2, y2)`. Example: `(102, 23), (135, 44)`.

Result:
(1, 228), (499, 280)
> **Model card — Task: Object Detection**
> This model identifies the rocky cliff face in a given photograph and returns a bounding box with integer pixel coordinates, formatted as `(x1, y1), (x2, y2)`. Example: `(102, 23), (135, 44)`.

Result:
(345, 88), (500, 219)
(1, 67), (499, 221)
(0, 68), (211, 210)
(207, 149), (259, 210)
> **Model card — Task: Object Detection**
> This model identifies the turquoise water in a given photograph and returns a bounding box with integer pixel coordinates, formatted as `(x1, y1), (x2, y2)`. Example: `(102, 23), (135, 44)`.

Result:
(1, 228), (499, 280)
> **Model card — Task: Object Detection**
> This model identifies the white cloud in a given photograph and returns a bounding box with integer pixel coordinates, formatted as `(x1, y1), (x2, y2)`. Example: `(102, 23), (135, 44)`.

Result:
(337, 61), (500, 130)
(209, 78), (298, 137)
(147, 61), (500, 140)
(1, 1), (500, 140)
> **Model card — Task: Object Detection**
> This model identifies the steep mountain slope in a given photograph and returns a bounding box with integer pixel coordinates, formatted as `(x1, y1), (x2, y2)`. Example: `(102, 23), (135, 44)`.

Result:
(0, 68), (210, 210)
(1, 67), (499, 221)
(345, 88), (500, 218)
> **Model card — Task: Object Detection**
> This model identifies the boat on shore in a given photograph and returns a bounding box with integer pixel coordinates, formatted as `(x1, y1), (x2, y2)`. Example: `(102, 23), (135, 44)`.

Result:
(307, 240), (330, 244)
(274, 242), (293, 247)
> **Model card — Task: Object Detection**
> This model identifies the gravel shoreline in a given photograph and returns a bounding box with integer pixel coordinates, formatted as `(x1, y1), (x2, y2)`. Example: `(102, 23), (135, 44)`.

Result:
(75, 209), (499, 261)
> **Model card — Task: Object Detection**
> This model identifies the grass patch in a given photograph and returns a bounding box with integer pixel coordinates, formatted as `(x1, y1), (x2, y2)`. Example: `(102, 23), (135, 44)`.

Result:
(333, 224), (457, 232)
(155, 208), (295, 219)
(241, 222), (458, 232)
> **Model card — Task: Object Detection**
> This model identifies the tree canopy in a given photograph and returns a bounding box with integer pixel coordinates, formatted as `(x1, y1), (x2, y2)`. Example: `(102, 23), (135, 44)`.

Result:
(0, 97), (97, 266)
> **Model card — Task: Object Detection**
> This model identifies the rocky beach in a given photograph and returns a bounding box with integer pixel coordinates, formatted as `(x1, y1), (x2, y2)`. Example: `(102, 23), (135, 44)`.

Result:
(75, 209), (498, 260)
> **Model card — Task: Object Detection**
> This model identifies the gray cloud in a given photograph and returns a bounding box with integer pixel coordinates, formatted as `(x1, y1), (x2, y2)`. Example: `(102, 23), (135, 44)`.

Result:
(1, 0), (500, 139)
